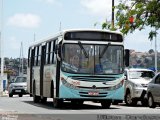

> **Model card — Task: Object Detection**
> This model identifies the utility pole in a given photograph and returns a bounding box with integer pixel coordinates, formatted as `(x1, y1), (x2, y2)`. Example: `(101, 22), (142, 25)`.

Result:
(111, 0), (114, 29)
(155, 36), (158, 73)
(0, 0), (4, 95)
(59, 22), (61, 31)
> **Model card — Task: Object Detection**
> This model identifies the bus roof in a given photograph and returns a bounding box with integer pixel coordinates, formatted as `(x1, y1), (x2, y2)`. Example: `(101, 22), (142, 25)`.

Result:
(29, 28), (123, 47)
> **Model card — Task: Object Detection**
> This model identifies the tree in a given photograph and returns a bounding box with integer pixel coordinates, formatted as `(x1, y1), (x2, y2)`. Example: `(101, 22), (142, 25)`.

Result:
(102, 0), (160, 40)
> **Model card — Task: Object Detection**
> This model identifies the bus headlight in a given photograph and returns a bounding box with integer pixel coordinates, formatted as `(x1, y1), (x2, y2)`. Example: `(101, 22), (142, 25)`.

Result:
(112, 79), (124, 90)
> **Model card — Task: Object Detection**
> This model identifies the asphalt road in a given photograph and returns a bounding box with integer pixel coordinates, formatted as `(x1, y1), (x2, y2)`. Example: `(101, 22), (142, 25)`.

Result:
(0, 95), (160, 120)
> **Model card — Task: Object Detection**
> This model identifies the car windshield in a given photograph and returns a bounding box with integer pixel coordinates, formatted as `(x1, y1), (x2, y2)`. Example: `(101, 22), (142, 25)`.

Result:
(15, 77), (27, 83)
(129, 71), (155, 79)
(61, 43), (124, 74)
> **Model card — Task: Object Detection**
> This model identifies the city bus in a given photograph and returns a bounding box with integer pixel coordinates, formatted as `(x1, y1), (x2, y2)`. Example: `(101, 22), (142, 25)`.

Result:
(27, 29), (129, 108)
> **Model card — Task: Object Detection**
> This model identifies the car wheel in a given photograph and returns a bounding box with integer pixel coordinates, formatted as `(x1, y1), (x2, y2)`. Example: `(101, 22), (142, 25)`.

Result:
(9, 94), (13, 97)
(19, 94), (23, 97)
(141, 99), (148, 106)
(148, 94), (156, 108)
(125, 92), (137, 106)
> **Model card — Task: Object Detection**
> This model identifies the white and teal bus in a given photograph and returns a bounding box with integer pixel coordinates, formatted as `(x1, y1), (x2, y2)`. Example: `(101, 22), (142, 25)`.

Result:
(27, 29), (129, 108)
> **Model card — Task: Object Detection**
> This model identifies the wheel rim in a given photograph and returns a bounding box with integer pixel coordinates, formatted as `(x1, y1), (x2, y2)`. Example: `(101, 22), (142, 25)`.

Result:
(148, 96), (153, 107)
(126, 93), (132, 104)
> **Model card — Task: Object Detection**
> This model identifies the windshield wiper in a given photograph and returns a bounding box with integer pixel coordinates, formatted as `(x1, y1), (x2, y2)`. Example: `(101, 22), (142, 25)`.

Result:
(78, 41), (88, 58)
(99, 43), (111, 58)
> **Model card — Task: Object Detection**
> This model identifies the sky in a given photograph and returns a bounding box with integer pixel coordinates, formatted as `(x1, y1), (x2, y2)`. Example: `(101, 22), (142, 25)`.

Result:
(0, 0), (159, 58)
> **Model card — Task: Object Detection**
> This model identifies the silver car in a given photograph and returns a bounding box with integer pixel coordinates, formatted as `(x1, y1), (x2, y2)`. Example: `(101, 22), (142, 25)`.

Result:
(9, 76), (28, 97)
(147, 73), (160, 108)
(124, 68), (155, 106)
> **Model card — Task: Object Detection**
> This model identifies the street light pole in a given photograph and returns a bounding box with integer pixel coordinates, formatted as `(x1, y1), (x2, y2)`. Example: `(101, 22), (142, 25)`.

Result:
(0, 0), (4, 94)
(155, 36), (158, 73)
(112, 0), (114, 29)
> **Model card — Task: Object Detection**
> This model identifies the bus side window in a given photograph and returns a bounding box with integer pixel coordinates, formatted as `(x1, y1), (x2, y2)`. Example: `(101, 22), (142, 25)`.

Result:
(38, 45), (41, 66)
(49, 40), (56, 64)
(45, 42), (51, 64)
(28, 48), (31, 67)
(34, 47), (38, 66)
(45, 43), (49, 64)
(50, 41), (53, 64)
(53, 40), (56, 64)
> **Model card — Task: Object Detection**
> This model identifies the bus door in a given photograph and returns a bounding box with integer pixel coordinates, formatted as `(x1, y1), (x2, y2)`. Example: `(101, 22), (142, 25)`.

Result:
(40, 45), (46, 96)
(30, 48), (35, 94)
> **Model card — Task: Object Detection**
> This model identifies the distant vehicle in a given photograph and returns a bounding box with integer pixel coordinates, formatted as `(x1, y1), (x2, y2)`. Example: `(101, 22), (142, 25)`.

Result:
(8, 75), (28, 97)
(27, 29), (130, 108)
(124, 68), (155, 106)
(147, 73), (160, 108)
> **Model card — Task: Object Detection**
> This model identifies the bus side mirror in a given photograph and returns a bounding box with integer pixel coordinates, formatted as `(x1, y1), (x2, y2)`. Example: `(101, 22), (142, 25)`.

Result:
(55, 44), (62, 60)
(125, 49), (130, 67)
(55, 44), (59, 54)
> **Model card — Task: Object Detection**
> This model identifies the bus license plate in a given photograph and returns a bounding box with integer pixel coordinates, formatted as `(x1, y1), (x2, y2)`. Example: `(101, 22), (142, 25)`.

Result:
(88, 91), (99, 95)
(15, 90), (21, 92)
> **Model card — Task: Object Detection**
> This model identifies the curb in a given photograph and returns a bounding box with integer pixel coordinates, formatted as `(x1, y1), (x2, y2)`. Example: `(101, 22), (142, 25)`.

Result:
(0, 91), (9, 97)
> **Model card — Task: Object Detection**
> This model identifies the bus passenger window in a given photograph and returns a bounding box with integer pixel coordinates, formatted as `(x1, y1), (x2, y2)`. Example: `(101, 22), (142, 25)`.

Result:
(45, 42), (51, 64)
(34, 47), (38, 66)
(38, 46), (41, 66)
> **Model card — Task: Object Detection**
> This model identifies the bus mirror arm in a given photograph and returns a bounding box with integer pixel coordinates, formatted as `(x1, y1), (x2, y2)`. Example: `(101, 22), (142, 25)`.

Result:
(55, 44), (59, 54)
(125, 49), (130, 67)
(55, 44), (62, 61)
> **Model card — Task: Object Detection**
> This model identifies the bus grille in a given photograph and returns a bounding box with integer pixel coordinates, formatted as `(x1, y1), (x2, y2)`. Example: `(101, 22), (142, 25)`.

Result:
(68, 76), (116, 82)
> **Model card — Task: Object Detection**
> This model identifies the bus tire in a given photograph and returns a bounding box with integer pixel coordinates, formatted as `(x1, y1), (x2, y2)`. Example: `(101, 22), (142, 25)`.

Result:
(33, 81), (40, 103)
(71, 100), (84, 107)
(41, 97), (47, 103)
(112, 100), (123, 105)
(50, 80), (54, 98)
(101, 101), (111, 109)
(53, 99), (63, 108)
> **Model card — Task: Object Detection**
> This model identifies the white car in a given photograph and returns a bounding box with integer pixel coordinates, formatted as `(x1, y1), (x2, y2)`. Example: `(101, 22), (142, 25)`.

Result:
(9, 75), (28, 97)
(124, 68), (155, 106)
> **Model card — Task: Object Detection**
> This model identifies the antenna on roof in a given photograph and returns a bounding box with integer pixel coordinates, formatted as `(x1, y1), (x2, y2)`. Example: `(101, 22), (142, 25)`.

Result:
(59, 22), (61, 31)
(34, 33), (36, 42)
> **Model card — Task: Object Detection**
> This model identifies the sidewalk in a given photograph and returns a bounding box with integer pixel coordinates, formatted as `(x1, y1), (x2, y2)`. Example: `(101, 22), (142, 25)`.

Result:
(0, 90), (8, 97)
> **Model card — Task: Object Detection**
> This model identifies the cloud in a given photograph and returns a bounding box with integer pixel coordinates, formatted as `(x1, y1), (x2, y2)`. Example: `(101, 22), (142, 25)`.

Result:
(7, 13), (41, 28)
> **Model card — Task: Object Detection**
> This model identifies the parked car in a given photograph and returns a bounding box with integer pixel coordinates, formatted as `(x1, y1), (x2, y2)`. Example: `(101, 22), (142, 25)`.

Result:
(124, 68), (155, 106)
(8, 75), (28, 97)
(147, 73), (160, 108)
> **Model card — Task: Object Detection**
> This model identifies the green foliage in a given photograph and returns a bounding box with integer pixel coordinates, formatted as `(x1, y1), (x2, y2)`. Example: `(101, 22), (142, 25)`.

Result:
(102, 0), (160, 40)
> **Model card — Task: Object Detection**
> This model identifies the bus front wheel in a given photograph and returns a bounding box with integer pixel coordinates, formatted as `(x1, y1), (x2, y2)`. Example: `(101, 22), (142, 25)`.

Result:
(53, 99), (63, 108)
(101, 101), (111, 109)
(33, 82), (40, 103)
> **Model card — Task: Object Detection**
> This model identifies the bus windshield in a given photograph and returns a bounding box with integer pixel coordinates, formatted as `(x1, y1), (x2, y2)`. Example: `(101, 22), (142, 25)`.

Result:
(61, 43), (124, 74)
